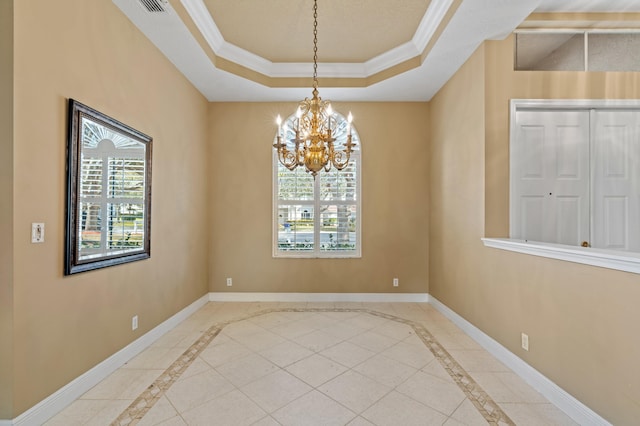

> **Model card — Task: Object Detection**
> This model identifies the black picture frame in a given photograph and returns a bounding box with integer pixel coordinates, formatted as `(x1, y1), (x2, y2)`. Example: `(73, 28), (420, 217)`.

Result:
(65, 99), (152, 275)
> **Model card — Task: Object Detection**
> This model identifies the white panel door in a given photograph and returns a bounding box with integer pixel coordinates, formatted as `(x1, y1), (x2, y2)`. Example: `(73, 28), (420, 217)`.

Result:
(512, 110), (590, 245)
(592, 110), (640, 251)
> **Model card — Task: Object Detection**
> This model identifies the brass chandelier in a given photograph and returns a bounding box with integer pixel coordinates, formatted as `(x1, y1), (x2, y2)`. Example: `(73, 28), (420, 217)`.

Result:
(273, 0), (356, 178)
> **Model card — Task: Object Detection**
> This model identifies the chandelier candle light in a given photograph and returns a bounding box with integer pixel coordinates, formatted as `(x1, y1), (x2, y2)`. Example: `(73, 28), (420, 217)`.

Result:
(273, 0), (355, 178)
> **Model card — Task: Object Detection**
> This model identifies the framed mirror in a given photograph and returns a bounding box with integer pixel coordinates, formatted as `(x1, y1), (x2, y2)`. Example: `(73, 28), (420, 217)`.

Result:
(65, 99), (152, 275)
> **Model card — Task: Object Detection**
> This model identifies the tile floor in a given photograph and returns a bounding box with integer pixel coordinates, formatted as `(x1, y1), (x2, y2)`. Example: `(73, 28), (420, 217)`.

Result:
(45, 302), (578, 426)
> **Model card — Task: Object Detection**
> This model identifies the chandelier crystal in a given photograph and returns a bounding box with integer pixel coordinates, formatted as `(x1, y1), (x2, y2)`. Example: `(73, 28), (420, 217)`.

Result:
(273, 0), (356, 178)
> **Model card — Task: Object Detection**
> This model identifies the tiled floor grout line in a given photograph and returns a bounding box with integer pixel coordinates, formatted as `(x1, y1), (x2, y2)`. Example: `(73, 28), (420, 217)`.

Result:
(231, 346), (396, 425)
(110, 307), (515, 426)
(229, 314), (413, 425)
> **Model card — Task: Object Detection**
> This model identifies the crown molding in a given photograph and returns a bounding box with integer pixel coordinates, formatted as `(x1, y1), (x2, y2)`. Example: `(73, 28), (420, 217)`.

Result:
(180, 0), (453, 79)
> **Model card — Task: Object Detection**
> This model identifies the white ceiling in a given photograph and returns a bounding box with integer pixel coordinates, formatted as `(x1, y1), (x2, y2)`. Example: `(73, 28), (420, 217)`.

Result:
(113, 0), (640, 102)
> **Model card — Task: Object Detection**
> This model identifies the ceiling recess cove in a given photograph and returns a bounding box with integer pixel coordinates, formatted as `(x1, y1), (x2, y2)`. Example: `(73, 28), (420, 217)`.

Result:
(138, 0), (167, 13)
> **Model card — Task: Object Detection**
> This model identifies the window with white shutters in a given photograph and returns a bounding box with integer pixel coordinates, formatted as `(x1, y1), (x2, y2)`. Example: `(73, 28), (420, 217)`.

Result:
(273, 112), (361, 258)
(79, 129), (147, 260)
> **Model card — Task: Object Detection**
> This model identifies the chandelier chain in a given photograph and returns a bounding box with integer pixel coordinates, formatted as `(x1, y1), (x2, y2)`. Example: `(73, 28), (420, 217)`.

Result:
(312, 0), (318, 89)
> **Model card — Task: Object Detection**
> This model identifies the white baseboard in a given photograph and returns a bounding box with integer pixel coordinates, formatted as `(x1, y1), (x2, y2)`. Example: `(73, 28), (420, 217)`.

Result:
(209, 292), (429, 303)
(428, 296), (611, 426)
(4, 294), (209, 426)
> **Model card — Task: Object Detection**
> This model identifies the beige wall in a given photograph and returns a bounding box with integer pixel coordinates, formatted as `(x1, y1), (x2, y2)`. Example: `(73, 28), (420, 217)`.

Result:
(429, 46), (487, 321)
(430, 36), (640, 424)
(208, 102), (430, 294)
(7, 2), (638, 422)
(8, 0), (210, 417)
(0, 0), (14, 419)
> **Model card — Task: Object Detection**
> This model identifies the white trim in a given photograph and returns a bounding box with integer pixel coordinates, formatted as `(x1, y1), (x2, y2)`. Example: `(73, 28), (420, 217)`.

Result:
(364, 41), (420, 76)
(482, 237), (640, 274)
(584, 31), (589, 71)
(511, 98), (640, 111)
(412, 0), (455, 50)
(209, 292), (429, 303)
(428, 296), (612, 426)
(515, 29), (640, 34)
(270, 62), (366, 79)
(4, 295), (209, 426)
(180, 0), (453, 79)
(181, 0), (225, 51)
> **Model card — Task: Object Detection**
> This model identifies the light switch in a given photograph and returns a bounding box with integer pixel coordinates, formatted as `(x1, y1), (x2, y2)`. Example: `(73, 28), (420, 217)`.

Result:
(31, 223), (45, 243)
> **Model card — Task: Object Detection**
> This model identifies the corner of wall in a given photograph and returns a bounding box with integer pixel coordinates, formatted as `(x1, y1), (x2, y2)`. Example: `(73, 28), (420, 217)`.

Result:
(483, 36), (513, 238)
(428, 43), (487, 298)
(0, 0), (14, 420)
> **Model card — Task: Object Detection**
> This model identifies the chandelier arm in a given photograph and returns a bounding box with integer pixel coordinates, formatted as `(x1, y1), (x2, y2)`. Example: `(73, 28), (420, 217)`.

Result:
(274, 140), (295, 167)
(276, 148), (299, 170)
(331, 151), (352, 170)
(327, 140), (335, 163)
(284, 162), (299, 172)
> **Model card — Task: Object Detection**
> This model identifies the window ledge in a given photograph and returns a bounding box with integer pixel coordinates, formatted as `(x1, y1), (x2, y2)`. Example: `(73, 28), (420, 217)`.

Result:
(481, 238), (640, 275)
(273, 253), (361, 259)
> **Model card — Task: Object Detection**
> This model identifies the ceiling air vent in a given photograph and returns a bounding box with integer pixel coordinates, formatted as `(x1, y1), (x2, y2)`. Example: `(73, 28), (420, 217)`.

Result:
(138, 0), (167, 13)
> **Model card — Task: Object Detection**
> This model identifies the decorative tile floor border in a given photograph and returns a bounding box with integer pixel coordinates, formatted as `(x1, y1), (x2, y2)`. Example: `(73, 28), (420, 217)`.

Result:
(111, 308), (515, 426)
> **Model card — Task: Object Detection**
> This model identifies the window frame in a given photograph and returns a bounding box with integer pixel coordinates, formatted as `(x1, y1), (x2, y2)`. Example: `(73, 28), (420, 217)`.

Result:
(272, 125), (361, 259)
(514, 29), (640, 72)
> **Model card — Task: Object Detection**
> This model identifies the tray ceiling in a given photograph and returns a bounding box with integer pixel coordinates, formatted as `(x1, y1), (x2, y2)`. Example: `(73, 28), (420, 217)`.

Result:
(113, 0), (640, 101)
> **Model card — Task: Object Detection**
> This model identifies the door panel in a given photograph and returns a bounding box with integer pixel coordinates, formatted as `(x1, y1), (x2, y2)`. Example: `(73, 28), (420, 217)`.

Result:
(521, 125), (545, 178)
(556, 126), (584, 178)
(556, 196), (582, 245)
(513, 110), (590, 246)
(592, 110), (640, 251)
(520, 196), (545, 242)
(603, 196), (628, 249)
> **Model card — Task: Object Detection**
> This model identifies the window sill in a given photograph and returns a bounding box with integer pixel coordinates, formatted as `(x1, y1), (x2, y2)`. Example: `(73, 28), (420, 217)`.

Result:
(481, 238), (640, 275)
(273, 253), (362, 259)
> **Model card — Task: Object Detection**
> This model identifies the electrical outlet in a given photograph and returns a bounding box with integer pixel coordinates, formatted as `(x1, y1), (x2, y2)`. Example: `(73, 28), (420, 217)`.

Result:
(521, 332), (529, 351)
(226, 277), (233, 287)
(132, 315), (138, 331)
(31, 223), (45, 243)
(393, 278), (399, 287)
